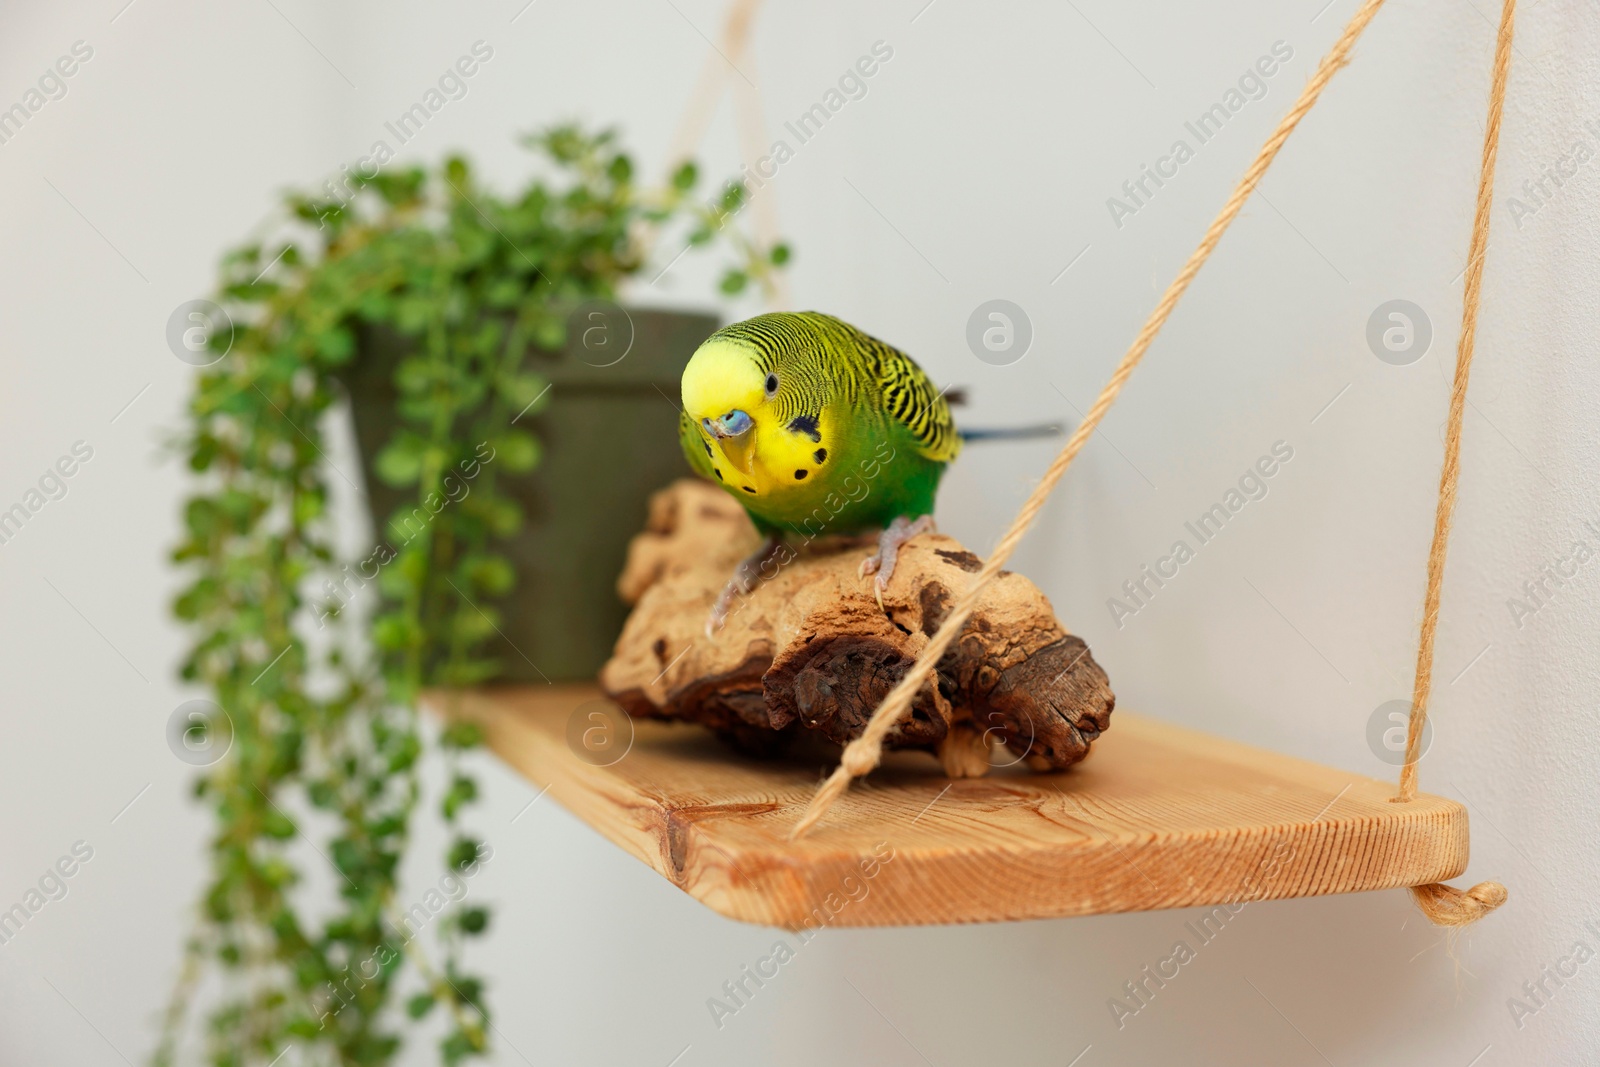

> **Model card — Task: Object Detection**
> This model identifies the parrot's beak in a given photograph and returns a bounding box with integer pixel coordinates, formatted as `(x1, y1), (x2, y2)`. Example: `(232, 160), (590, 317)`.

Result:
(717, 428), (756, 475)
(704, 410), (756, 475)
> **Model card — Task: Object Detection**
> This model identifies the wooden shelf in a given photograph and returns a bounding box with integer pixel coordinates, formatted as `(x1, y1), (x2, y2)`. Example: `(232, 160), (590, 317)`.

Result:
(442, 684), (1469, 927)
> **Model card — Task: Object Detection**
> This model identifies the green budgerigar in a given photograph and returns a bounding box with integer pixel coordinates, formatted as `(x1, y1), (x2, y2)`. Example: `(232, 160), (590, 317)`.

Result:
(680, 311), (1026, 633)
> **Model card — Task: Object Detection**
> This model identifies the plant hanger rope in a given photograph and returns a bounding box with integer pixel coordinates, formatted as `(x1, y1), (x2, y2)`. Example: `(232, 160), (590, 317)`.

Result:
(647, 0), (793, 306)
(792, 0), (1512, 928)
(661, 0), (763, 178)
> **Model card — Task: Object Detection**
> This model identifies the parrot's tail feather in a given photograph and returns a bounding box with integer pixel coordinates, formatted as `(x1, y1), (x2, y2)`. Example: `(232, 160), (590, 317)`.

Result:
(957, 423), (1062, 442)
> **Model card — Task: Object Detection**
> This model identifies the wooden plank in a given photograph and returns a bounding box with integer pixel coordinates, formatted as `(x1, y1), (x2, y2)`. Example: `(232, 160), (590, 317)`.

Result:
(440, 684), (1469, 927)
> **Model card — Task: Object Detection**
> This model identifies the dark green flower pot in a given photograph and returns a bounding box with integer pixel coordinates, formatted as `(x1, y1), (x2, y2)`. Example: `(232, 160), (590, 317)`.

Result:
(343, 307), (718, 682)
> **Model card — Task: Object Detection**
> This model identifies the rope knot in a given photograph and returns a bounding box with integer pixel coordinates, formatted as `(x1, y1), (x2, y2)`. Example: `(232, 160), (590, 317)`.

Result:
(1410, 881), (1508, 927)
(840, 741), (877, 777)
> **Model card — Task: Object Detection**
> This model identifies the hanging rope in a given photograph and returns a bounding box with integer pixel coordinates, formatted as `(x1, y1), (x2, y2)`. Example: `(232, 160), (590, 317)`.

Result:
(792, 0), (1508, 927)
(661, 0), (764, 177)
(643, 0), (791, 311)
(791, 0), (1393, 840)
(1394, 0), (1516, 926)
(730, 35), (792, 309)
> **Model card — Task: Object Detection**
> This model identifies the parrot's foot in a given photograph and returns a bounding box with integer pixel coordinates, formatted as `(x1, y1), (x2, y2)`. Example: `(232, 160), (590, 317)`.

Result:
(859, 515), (936, 607)
(707, 535), (785, 636)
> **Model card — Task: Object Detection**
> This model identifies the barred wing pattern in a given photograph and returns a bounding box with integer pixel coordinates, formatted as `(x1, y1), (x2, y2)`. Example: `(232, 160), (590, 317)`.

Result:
(850, 324), (961, 464)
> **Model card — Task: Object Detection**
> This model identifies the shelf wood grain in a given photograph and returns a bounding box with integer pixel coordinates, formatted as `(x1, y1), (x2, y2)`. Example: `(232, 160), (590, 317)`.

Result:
(439, 684), (1469, 927)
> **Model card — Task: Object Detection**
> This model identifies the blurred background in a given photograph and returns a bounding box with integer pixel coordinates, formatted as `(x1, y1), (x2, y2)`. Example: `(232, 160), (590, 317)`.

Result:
(2, 0), (1596, 1064)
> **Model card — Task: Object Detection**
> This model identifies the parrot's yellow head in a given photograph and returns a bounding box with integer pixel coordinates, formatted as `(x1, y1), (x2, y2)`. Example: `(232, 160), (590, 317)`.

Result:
(681, 313), (852, 504)
(681, 337), (780, 483)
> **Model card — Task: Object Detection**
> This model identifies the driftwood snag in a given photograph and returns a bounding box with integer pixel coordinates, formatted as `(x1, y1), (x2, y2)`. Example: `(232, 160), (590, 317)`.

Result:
(600, 479), (1115, 773)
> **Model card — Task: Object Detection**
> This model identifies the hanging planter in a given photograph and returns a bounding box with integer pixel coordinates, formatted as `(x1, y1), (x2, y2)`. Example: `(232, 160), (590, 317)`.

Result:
(163, 126), (786, 1066)
(343, 307), (718, 682)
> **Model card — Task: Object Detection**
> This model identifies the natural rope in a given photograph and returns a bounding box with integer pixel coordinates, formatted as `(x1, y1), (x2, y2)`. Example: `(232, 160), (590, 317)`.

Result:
(1409, 880), (1509, 927)
(729, 26), (792, 309)
(650, 0), (790, 308)
(791, 0), (1391, 840)
(661, 0), (763, 177)
(1397, 0), (1516, 926)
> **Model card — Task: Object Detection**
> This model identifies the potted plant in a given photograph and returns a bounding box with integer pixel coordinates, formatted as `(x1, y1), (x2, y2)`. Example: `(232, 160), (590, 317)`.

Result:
(163, 125), (785, 1065)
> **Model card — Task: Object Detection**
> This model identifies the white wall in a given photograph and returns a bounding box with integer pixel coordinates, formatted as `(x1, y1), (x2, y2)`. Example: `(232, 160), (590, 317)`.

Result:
(2, 1), (1595, 1064)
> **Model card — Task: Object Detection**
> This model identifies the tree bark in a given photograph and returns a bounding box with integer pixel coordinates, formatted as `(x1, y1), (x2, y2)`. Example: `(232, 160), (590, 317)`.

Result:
(600, 479), (1115, 773)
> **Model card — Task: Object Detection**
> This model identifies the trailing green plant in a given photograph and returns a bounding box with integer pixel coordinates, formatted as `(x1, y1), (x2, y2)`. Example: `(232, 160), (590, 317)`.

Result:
(161, 124), (786, 1066)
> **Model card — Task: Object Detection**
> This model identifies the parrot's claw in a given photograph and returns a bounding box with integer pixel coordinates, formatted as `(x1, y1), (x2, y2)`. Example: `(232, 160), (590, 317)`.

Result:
(706, 536), (785, 636)
(860, 515), (935, 606)
(705, 596), (733, 637)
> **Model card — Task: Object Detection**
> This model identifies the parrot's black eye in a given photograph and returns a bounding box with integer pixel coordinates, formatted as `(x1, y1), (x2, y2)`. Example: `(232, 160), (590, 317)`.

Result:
(764, 373), (779, 396)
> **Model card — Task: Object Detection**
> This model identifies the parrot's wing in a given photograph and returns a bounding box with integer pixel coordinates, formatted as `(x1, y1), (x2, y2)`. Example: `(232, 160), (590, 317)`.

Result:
(678, 409), (718, 480)
(856, 331), (961, 465)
